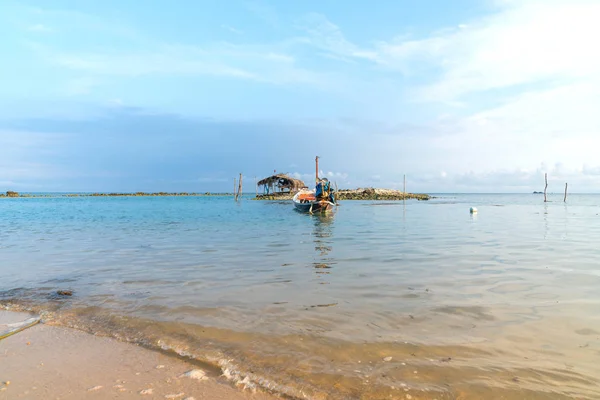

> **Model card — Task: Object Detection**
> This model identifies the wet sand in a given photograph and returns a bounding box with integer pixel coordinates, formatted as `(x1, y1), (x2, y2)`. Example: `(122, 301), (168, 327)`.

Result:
(0, 311), (277, 400)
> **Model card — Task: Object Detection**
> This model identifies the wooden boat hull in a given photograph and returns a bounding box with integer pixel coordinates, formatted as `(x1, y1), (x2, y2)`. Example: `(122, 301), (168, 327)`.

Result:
(293, 192), (335, 213)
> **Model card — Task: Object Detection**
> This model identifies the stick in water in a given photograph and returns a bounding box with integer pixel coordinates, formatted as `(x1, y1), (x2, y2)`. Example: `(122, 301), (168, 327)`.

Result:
(544, 173), (548, 202)
(564, 182), (568, 202)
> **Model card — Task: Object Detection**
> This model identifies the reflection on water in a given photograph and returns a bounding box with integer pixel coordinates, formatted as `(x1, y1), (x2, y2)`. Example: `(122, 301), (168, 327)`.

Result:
(313, 213), (334, 254)
(544, 202), (550, 239)
(2, 194), (600, 399)
(312, 214), (335, 277)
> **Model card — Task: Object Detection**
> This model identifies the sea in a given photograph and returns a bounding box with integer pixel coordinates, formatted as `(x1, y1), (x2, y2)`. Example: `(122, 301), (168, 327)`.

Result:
(1, 193), (599, 399)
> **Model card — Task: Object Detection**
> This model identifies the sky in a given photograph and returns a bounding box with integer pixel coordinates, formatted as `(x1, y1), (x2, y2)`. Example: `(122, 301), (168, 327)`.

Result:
(1, 0), (600, 193)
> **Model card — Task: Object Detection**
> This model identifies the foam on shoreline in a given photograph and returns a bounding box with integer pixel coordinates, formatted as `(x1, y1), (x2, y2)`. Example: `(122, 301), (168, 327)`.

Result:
(0, 309), (277, 400)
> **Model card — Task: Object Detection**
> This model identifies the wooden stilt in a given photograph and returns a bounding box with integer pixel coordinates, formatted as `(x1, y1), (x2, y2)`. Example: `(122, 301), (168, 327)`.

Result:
(544, 173), (548, 203)
(237, 173), (243, 201)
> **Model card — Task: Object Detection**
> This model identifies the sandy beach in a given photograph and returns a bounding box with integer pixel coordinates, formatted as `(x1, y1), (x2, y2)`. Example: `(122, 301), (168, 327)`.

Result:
(0, 311), (277, 400)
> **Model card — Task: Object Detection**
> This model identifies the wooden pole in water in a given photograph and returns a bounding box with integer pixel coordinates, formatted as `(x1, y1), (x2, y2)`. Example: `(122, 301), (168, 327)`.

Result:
(334, 181), (338, 204)
(544, 173), (548, 202)
(315, 156), (320, 182)
(237, 173), (243, 201)
(403, 174), (406, 199)
(564, 182), (568, 202)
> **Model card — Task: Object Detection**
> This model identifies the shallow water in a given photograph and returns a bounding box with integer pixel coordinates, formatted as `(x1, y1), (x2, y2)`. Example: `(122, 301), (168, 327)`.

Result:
(1, 193), (599, 399)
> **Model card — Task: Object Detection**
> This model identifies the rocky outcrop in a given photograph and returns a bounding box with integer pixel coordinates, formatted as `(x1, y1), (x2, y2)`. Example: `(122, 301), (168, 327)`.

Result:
(337, 188), (430, 201)
(254, 192), (297, 200)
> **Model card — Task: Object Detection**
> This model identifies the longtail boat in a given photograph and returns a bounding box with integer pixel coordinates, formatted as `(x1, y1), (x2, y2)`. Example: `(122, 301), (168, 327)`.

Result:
(292, 156), (336, 213)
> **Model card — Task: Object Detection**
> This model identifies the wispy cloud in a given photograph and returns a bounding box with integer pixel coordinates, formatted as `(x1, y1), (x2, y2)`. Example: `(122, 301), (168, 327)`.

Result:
(49, 45), (332, 86)
(12, 6), (377, 96)
(25, 26), (330, 87)
(65, 77), (101, 95)
(410, 164), (600, 193)
(4, 108), (600, 192)
(221, 24), (243, 35)
(27, 23), (53, 33)
(53, 49), (259, 79)
(373, 0), (600, 102)
(291, 171), (349, 185)
(23, 6), (143, 43)
(244, 1), (280, 28)
(295, 13), (380, 63)
(0, 130), (74, 188)
(4, 1), (600, 192)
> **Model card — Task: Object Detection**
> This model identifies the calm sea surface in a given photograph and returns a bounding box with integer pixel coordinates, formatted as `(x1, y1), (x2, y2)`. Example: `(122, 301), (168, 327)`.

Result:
(1, 194), (599, 399)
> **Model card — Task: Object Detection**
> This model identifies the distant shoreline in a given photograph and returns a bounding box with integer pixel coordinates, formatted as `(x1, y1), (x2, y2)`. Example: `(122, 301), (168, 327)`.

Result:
(1, 189), (431, 200)
(255, 188), (431, 201)
(0, 192), (230, 198)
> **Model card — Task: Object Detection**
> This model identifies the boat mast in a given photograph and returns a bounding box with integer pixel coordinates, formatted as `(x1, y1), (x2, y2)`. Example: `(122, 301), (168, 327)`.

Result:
(315, 156), (319, 183)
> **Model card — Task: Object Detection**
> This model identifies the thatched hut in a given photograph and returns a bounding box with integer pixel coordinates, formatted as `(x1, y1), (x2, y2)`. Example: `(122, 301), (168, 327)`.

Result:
(257, 174), (306, 194)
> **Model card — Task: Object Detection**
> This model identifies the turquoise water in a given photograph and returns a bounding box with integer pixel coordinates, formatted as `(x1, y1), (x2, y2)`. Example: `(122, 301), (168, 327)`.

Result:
(1, 194), (599, 399)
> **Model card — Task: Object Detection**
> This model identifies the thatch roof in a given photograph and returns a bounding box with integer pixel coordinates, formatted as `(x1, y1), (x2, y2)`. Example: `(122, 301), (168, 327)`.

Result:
(257, 174), (306, 191)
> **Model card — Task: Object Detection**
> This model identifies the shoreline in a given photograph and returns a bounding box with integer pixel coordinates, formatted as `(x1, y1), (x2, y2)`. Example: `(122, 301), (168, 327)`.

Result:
(0, 192), (232, 198)
(255, 188), (431, 201)
(3, 290), (599, 399)
(0, 310), (277, 400)
(1, 188), (431, 201)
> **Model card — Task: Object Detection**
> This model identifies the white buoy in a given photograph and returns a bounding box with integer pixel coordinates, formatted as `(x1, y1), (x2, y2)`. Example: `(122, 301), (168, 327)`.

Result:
(470, 207), (478, 214)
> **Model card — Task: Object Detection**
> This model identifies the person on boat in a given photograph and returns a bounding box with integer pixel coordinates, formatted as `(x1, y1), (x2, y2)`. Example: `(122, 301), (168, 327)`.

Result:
(315, 179), (326, 199)
(316, 178), (334, 203)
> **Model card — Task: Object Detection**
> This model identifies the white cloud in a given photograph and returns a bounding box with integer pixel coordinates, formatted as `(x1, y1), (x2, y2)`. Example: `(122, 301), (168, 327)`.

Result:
(0, 130), (75, 186)
(193, 177), (229, 183)
(65, 77), (100, 95)
(287, 163), (600, 193)
(27, 24), (52, 32)
(375, 0), (600, 102)
(421, 165), (600, 193)
(326, 171), (348, 179)
(33, 40), (330, 87)
(16, 5), (326, 87)
(244, 1), (280, 28)
(221, 24), (243, 35)
(336, 0), (600, 182)
(25, 6), (142, 42)
(295, 13), (380, 63)
(7, 1), (600, 192)
(292, 170), (349, 185)
(54, 50), (259, 80)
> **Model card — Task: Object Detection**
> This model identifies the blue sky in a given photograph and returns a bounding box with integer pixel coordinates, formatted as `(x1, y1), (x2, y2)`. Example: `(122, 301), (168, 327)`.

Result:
(2, 0), (600, 192)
